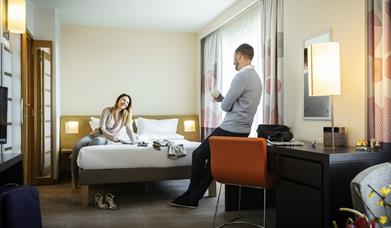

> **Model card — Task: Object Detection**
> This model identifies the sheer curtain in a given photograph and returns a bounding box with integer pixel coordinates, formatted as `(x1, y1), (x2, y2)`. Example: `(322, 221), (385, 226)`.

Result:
(261, 0), (284, 124)
(200, 31), (222, 140)
(220, 2), (262, 136)
(367, 0), (391, 147)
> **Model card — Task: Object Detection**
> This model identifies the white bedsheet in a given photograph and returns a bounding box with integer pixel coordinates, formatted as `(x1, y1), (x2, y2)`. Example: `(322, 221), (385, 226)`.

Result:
(77, 139), (200, 170)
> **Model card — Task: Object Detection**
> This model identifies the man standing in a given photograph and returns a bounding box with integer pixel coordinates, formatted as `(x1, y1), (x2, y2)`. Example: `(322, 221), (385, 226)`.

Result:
(171, 43), (262, 208)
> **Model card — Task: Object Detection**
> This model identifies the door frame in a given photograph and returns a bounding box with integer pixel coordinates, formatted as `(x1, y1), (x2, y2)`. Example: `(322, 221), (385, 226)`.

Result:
(21, 32), (56, 185)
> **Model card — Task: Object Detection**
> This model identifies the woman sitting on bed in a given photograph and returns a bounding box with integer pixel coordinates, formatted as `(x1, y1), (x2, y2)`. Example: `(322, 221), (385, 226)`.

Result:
(72, 93), (137, 188)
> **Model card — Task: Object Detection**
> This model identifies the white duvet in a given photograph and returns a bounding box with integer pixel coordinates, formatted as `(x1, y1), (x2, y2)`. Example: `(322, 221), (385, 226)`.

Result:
(77, 139), (200, 170)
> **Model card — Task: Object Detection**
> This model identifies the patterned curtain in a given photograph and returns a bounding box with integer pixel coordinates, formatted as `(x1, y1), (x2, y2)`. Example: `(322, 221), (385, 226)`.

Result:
(367, 0), (391, 145)
(200, 32), (222, 140)
(261, 0), (284, 124)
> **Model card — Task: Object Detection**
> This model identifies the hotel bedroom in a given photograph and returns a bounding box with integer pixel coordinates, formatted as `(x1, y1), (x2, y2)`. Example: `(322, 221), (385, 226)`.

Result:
(1, 0), (390, 228)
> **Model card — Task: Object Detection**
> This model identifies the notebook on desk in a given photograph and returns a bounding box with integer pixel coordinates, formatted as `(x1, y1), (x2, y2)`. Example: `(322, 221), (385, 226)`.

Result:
(267, 139), (304, 146)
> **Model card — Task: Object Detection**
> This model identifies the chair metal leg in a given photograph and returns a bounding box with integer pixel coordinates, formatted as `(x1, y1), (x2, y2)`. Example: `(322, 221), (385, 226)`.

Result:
(213, 185), (265, 228)
(213, 183), (223, 228)
(263, 188), (266, 228)
(238, 186), (242, 217)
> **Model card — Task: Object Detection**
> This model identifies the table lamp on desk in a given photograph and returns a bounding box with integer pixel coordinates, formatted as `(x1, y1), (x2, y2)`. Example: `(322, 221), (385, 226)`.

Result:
(308, 42), (341, 149)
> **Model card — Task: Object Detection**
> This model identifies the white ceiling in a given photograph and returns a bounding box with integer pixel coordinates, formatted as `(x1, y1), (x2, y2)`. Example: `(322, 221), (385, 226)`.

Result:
(30, 0), (238, 32)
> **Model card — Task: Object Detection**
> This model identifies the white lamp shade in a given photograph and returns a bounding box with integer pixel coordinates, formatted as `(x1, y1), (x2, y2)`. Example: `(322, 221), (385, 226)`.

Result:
(309, 42), (341, 96)
(65, 121), (79, 134)
(8, 0), (26, 34)
(184, 120), (196, 132)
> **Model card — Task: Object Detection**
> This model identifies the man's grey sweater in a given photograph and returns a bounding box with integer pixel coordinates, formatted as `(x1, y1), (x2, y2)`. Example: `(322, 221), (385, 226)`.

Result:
(219, 65), (262, 133)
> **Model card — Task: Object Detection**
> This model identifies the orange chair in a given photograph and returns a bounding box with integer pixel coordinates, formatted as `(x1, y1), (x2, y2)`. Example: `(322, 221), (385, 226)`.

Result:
(209, 136), (274, 228)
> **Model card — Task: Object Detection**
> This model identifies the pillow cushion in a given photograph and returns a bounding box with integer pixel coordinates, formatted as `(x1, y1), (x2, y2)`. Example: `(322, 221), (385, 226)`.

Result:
(138, 133), (185, 141)
(135, 118), (178, 134)
(89, 117), (100, 130)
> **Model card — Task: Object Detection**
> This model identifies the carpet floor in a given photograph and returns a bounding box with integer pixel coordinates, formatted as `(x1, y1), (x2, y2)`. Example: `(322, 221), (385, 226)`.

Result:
(37, 179), (275, 228)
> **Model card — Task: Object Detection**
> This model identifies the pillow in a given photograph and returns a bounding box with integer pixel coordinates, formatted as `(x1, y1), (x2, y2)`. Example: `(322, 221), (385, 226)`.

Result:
(138, 133), (185, 141)
(135, 118), (178, 134)
(89, 117), (100, 130)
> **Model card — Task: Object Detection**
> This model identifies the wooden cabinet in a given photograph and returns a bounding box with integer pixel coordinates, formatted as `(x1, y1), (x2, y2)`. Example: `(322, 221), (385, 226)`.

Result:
(59, 148), (72, 177)
(270, 144), (391, 228)
(0, 153), (23, 186)
(276, 178), (322, 227)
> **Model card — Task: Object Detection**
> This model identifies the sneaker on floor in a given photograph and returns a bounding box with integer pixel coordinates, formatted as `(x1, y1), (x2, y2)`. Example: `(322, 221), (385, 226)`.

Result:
(170, 194), (198, 209)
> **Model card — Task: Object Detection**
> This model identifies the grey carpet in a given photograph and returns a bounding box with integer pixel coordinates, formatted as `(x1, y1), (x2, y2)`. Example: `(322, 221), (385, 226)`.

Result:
(37, 179), (274, 228)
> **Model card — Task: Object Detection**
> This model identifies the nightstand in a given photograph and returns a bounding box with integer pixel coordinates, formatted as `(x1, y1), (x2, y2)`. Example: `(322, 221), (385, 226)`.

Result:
(60, 148), (73, 177)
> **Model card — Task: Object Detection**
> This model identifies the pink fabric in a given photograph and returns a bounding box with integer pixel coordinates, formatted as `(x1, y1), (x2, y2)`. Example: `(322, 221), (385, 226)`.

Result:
(367, 0), (391, 142)
(261, 0), (284, 124)
(200, 34), (222, 140)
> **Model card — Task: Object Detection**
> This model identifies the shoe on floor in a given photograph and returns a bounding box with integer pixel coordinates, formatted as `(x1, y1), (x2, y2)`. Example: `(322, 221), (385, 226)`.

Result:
(170, 193), (198, 209)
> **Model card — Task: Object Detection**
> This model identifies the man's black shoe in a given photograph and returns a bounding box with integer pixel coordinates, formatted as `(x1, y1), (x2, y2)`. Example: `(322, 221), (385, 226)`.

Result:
(170, 194), (198, 209)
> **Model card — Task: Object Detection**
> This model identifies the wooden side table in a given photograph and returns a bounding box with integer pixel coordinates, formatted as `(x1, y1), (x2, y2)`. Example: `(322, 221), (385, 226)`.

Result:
(59, 148), (72, 177)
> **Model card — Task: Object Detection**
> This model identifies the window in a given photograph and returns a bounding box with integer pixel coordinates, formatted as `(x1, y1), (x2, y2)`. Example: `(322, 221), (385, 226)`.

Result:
(220, 3), (262, 136)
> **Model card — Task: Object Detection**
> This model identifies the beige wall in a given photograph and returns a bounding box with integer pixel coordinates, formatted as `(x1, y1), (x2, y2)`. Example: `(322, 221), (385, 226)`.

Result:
(61, 25), (196, 115)
(284, 0), (366, 146)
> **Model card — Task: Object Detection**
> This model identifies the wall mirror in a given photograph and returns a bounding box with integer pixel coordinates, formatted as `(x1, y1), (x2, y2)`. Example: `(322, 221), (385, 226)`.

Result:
(303, 30), (331, 120)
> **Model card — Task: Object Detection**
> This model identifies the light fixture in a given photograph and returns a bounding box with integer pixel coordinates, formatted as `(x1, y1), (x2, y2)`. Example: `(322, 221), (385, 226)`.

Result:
(308, 42), (341, 149)
(65, 121), (79, 134)
(4, 0), (26, 38)
(184, 120), (196, 132)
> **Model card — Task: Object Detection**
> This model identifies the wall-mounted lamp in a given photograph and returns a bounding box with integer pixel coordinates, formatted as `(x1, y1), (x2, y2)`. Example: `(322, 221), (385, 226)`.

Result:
(3, 0), (26, 39)
(184, 120), (196, 132)
(65, 121), (79, 134)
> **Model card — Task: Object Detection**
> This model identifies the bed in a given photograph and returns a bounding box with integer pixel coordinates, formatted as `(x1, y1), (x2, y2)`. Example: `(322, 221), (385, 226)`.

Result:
(60, 115), (216, 207)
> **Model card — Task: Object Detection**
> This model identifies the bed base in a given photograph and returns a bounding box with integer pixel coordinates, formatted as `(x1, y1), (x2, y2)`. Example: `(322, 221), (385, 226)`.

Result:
(77, 166), (216, 207)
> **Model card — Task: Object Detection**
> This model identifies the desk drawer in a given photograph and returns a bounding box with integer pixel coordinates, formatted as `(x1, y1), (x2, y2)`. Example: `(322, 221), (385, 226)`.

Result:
(278, 156), (322, 188)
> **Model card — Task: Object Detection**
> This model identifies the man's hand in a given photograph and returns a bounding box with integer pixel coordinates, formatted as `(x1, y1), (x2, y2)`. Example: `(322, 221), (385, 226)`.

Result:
(211, 88), (224, 102)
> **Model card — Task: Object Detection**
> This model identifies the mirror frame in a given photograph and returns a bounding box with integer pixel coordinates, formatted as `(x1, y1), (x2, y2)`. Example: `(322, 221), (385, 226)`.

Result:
(303, 30), (332, 120)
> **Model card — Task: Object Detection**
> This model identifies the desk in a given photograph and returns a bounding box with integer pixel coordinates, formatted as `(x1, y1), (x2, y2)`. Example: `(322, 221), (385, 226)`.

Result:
(0, 153), (23, 185)
(270, 143), (391, 228)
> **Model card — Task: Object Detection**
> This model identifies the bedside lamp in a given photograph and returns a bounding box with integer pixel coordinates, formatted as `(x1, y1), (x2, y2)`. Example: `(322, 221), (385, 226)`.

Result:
(308, 42), (341, 149)
(65, 121), (79, 134)
(184, 120), (196, 132)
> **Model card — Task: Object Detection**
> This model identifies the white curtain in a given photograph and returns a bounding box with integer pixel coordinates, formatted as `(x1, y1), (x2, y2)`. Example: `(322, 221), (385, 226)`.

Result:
(261, 0), (284, 124)
(200, 31), (222, 139)
(220, 2), (262, 136)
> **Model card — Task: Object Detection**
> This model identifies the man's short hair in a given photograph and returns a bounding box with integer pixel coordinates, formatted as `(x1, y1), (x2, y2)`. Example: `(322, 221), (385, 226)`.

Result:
(235, 43), (254, 60)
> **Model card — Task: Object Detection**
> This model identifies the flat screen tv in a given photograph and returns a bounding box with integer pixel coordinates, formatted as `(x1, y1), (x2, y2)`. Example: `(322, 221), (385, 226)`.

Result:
(0, 86), (8, 144)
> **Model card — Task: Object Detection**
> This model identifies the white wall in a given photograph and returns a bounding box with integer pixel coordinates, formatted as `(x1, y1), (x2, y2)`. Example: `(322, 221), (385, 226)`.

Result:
(61, 25), (197, 115)
(33, 7), (55, 40)
(29, 5), (62, 179)
(54, 10), (61, 178)
(26, 0), (34, 34)
(284, 0), (366, 146)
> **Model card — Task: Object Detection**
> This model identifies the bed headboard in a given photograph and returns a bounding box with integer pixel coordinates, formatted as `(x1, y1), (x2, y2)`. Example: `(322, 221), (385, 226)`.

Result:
(60, 115), (200, 151)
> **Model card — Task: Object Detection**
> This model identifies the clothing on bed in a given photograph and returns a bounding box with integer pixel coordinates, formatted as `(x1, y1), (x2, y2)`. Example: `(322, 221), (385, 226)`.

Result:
(152, 140), (186, 159)
(167, 143), (186, 159)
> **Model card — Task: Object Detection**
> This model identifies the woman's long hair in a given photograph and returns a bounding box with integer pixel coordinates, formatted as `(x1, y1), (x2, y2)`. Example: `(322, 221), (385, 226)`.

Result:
(111, 93), (132, 127)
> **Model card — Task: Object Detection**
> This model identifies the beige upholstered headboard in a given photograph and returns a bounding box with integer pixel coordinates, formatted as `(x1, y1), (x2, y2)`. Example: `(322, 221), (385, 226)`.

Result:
(60, 115), (200, 151)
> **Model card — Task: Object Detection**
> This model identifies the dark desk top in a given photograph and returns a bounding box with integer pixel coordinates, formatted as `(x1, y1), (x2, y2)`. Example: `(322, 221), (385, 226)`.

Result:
(268, 142), (390, 163)
(0, 153), (23, 173)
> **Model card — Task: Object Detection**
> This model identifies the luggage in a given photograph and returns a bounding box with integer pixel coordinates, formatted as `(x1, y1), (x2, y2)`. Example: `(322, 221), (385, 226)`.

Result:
(257, 124), (293, 142)
(0, 184), (42, 228)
